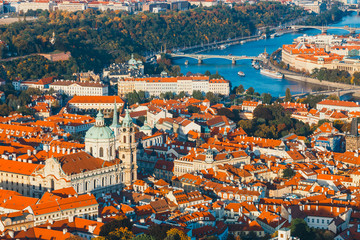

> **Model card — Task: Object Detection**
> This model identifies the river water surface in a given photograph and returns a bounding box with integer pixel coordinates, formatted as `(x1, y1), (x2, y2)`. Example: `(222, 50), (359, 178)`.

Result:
(172, 13), (360, 97)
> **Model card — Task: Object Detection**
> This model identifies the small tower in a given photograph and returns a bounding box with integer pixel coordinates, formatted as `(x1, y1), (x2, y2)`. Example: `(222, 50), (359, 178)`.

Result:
(110, 99), (121, 142)
(346, 117), (360, 151)
(50, 32), (56, 45)
(119, 108), (138, 186)
(205, 147), (214, 164)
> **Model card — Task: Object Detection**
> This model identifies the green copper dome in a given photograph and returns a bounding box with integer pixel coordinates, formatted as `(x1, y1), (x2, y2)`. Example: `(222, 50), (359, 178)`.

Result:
(85, 108), (115, 140)
(140, 120), (151, 131)
(85, 126), (115, 140)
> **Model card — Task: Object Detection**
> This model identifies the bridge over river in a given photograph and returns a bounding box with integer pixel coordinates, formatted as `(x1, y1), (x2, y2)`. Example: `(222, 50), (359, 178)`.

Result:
(279, 88), (357, 100)
(291, 25), (360, 34)
(169, 53), (262, 65)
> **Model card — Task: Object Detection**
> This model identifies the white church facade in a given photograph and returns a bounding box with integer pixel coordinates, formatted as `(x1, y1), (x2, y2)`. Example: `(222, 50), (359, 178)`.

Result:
(30, 102), (138, 197)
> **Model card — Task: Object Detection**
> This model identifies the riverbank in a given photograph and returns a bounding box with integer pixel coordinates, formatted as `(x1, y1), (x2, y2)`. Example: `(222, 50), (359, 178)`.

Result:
(267, 52), (360, 97)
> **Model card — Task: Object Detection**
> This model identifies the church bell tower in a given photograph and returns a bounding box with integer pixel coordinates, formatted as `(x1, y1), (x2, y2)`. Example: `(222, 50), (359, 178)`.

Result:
(119, 108), (137, 186)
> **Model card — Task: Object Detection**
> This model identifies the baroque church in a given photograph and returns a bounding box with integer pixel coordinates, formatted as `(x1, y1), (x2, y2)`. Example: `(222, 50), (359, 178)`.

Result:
(30, 102), (138, 197)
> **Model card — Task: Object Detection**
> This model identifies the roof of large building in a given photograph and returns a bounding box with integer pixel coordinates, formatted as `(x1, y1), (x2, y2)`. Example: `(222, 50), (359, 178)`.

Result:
(55, 152), (119, 175)
(317, 100), (360, 108)
(68, 96), (124, 104)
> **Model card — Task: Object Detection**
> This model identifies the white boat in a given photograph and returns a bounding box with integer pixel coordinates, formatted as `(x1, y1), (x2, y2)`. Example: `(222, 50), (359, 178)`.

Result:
(260, 68), (283, 79)
(219, 44), (229, 50)
(238, 71), (245, 77)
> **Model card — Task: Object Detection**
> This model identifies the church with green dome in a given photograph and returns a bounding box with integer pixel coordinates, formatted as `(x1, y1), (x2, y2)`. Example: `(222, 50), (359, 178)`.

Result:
(85, 101), (138, 186)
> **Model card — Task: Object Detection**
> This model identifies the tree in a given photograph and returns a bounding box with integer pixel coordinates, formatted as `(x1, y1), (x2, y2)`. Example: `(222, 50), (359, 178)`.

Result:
(283, 167), (296, 179)
(65, 236), (84, 240)
(132, 234), (156, 240)
(176, 91), (186, 99)
(148, 224), (172, 240)
(238, 120), (252, 134)
(327, 94), (339, 100)
(262, 93), (272, 104)
(209, 71), (224, 79)
(160, 92), (175, 100)
(17, 106), (36, 116)
(218, 108), (239, 123)
(290, 218), (312, 240)
(192, 90), (204, 100)
(205, 92), (219, 105)
(204, 70), (211, 76)
(99, 215), (132, 237)
(107, 227), (134, 240)
(284, 88), (292, 102)
(0, 104), (11, 116)
(165, 228), (189, 240)
(187, 105), (200, 114)
(236, 85), (244, 94)
(246, 87), (255, 96)
(253, 104), (274, 121)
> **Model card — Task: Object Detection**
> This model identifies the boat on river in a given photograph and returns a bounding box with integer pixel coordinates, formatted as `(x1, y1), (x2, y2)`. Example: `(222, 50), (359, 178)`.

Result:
(260, 68), (283, 79)
(238, 71), (245, 77)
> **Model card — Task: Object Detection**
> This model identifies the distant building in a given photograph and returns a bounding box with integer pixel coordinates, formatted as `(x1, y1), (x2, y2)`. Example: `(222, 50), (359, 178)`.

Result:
(56, 1), (87, 12)
(316, 100), (360, 112)
(67, 96), (124, 117)
(49, 80), (108, 96)
(118, 76), (230, 97)
(103, 54), (144, 85)
(142, 2), (169, 12)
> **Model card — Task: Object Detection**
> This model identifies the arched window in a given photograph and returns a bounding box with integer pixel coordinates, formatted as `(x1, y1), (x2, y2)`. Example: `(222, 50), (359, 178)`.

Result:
(130, 136), (132, 143)
(110, 146), (112, 156)
(122, 154), (125, 159)
(93, 179), (97, 189)
(85, 182), (88, 191)
(102, 178), (105, 187)
(99, 147), (104, 157)
(123, 136), (126, 143)
(90, 147), (93, 155)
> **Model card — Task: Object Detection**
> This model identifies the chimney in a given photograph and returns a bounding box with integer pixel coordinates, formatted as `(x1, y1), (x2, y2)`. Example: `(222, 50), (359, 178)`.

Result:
(63, 228), (68, 235)
(33, 149), (37, 155)
(68, 215), (74, 223)
(62, 148), (66, 154)
(57, 146), (61, 154)
(27, 149), (31, 156)
(47, 225), (51, 230)
(52, 146), (56, 152)
(67, 148), (70, 154)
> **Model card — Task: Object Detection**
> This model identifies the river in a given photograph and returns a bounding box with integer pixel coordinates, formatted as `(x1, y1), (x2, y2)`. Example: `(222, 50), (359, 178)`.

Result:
(172, 13), (360, 97)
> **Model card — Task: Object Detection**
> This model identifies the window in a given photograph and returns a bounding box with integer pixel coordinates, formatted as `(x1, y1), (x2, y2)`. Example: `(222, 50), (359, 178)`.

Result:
(51, 179), (55, 191)
(123, 136), (126, 143)
(99, 147), (104, 157)
(90, 147), (93, 155)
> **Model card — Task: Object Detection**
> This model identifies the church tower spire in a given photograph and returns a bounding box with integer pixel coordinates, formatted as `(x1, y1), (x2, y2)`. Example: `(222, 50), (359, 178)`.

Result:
(119, 106), (137, 186)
